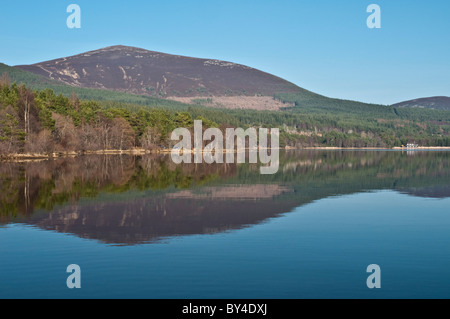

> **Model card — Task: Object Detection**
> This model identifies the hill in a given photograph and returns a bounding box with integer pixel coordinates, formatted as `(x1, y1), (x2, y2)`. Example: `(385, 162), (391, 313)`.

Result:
(15, 45), (302, 98)
(392, 96), (450, 111)
(6, 45), (395, 112)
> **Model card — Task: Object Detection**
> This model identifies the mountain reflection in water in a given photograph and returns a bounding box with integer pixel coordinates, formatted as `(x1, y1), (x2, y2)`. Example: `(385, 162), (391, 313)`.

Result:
(1, 150), (449, 245)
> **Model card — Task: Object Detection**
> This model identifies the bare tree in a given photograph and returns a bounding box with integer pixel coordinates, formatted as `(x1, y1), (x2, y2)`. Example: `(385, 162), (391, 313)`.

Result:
(25, 129), (54, 154)
(110, 117), (135, 150)
(98, 115), (113, 150)
(141, 126), (161, 150)
(80, 123), (101, 151)
(18, 85), (36, 141)
(53, 113), (80, 151)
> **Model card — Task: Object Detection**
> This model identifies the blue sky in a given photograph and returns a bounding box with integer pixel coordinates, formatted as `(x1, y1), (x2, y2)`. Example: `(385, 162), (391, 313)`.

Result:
(0, 0), (449, 105)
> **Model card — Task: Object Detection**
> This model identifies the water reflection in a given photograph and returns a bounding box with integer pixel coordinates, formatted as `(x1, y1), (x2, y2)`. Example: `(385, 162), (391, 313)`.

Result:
(1, 150), (449, 245)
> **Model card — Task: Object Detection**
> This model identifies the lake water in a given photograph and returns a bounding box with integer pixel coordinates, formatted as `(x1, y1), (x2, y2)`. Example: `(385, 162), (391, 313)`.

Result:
(0, 150), (449, 299)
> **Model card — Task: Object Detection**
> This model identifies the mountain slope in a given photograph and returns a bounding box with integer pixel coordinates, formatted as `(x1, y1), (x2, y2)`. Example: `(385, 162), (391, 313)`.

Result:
(0, 62), (195, 110)
(392, 96), (450, 111)
(15, 45), (302, 98)
(0, 62), (60, 88)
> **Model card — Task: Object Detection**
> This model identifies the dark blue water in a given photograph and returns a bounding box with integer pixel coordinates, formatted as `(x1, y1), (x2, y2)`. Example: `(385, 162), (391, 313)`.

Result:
(1, 189), (449, 299)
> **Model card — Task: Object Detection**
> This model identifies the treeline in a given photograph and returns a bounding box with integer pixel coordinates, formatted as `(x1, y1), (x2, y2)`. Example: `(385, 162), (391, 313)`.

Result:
(271, 92), (450, 147)
(0, 78), (214, 155)
(1, 77), (450, 155)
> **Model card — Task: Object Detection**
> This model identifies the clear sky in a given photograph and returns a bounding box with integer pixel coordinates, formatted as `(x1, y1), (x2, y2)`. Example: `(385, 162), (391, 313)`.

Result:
(0, 0), (449, 105)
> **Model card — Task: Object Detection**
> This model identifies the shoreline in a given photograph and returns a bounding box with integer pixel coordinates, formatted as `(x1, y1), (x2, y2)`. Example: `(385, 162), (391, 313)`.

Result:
(0, 149), (154, 161)
(2, 146), (450, 161)
(303, 146), (450, 150)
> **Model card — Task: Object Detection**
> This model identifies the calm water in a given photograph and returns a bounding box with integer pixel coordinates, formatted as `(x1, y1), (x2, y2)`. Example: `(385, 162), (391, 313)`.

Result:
(0, 150), (449, 299)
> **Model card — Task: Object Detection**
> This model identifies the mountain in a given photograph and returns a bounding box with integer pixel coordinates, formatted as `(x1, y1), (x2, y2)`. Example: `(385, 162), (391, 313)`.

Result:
(14, 45), (302, 98)
(392, 96), (450, 111)
(9, 45), (388, 111)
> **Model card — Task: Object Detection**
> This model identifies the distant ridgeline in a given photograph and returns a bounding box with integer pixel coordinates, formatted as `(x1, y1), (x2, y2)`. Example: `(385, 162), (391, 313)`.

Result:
(0, 77), (450, 155)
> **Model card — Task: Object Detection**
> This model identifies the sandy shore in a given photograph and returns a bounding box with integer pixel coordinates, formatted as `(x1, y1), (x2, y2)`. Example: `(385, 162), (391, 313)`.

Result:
(0, 148), (153, 160)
